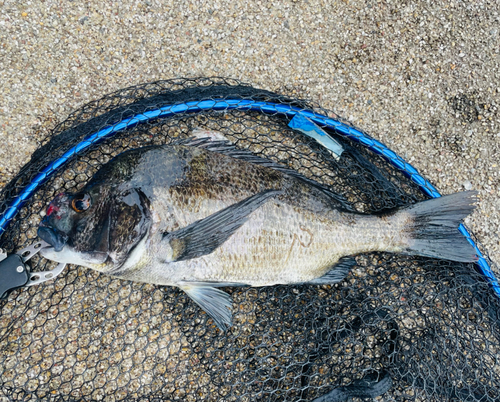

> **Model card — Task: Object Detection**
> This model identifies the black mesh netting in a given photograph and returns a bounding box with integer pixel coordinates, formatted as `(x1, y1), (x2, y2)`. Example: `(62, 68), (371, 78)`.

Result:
(1, 77), (499, 402)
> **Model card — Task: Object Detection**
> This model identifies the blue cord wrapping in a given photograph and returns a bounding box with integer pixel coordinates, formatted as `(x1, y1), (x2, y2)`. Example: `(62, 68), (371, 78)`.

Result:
(0, 99), (497, 295)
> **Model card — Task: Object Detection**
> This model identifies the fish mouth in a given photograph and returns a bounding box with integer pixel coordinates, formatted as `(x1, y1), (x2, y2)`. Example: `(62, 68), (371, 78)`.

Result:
(39, 245), (109, 268)
(38, 226), (68, 252)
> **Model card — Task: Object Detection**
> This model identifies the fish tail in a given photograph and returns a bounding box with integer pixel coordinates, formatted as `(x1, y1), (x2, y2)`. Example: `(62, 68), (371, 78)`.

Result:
(399, 191), (479, 262)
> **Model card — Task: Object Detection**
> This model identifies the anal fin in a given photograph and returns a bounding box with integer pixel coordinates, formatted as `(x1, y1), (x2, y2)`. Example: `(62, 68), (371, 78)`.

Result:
(307, 257), (356, 285)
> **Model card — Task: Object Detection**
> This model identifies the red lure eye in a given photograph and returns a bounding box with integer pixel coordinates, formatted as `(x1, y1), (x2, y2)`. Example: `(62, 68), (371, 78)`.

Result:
(46, 193), (66, 217)
(46, 204), (57, 216)
(71, 193), (91, 212)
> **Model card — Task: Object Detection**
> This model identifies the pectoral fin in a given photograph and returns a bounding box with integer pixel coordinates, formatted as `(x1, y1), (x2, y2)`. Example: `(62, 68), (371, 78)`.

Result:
(165, 189), (281, 261)
(178, 282), (235, 331)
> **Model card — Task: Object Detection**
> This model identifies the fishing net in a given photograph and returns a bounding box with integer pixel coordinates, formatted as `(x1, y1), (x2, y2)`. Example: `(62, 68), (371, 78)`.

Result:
(1, 77), (499, 401)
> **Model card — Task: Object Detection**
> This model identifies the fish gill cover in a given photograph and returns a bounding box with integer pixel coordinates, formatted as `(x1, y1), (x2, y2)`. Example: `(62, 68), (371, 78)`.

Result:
(0, 77), (499, 402)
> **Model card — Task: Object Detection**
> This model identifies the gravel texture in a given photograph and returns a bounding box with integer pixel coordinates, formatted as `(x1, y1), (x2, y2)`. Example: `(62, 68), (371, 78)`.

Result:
(0, 0), (498, 269)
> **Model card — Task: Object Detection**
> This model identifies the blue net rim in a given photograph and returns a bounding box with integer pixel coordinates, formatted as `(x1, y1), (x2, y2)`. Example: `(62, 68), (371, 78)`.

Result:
(1, 98), (497, 295)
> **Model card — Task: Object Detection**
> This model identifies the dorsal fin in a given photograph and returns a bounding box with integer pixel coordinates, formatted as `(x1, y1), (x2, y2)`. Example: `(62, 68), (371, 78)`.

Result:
(172, 136), (354, 212)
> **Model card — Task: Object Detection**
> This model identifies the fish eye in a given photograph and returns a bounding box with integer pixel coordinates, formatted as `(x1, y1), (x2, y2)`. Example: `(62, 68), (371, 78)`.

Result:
(71, 193), (91, 213)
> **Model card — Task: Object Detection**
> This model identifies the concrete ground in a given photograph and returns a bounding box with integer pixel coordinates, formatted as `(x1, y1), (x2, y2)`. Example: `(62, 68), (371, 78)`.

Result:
(0, 0), (498, 268)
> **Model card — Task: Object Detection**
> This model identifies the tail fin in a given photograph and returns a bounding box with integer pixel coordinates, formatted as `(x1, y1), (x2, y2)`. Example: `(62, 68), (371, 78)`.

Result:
(401, 191), (478, 262)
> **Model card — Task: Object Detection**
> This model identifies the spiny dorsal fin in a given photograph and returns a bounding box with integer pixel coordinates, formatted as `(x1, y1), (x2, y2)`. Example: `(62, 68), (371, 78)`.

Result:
(174, 136), (354, 211)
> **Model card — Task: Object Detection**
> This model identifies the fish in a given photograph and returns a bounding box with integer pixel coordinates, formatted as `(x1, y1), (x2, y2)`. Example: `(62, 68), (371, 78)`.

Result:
(38, 135), (478, 330)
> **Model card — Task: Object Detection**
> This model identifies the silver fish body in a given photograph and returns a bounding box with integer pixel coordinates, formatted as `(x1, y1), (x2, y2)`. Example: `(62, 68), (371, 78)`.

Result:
(39, 137), (478, 329)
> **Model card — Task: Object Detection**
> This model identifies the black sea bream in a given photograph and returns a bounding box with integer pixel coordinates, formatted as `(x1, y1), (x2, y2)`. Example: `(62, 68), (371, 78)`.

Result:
(38, 136), (478, 329)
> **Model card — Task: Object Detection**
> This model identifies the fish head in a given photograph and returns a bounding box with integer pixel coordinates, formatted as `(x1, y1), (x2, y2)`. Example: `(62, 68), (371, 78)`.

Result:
(38, 185), (113, 270)
(38, 184), (151, 272)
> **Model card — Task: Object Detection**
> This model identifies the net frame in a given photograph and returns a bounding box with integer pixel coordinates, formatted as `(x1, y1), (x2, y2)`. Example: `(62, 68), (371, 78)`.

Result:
(0, 77), (499, 402)
(0, 78), (495, 296)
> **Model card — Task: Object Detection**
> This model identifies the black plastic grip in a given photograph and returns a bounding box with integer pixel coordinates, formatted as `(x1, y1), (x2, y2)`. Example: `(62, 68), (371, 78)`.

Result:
(0, 254), (28, 299)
